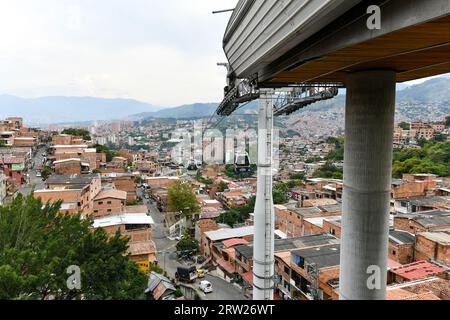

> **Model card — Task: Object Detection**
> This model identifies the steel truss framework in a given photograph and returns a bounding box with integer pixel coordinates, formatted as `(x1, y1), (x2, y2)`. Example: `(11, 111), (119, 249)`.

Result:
(216, 79), (341, 117)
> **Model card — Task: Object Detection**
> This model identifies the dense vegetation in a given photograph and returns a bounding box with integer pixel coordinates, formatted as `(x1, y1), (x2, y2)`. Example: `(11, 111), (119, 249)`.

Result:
(312, 161), (343, 179)
(176, 235), (199, 256)
(392, 140), (450, 178)
(398, 122), (411, 130)
(61, 128), (91, 141)
(0, 195), (147, 300)
(90, 143), (119, 162)
(325, 137), (344, 161)
(40, 165), (53, 181)
(273, 183), (289, 204)
(167, 181), (200, 218)
(217, 196), (255, 228)
(196, 174), (213, 185)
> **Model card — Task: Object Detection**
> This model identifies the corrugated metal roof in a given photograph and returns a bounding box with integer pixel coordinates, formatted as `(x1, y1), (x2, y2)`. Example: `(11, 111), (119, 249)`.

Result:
(205, 226), (253, 241)
(389, 230), (416, 245)
(93, 213), (154, 228)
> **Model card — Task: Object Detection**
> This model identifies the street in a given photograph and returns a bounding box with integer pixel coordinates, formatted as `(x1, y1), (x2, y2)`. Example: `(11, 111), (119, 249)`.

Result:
(17, 146), (46, 196)
(139, 187), (248, 300)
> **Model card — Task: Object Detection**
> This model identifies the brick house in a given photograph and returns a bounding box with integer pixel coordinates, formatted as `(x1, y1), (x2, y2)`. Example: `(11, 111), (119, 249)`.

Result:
(388, 230), (416, 264)
(394, 210), (450, 234)
(35, 173), (102, 216)
(195, 219), (219, 257)
(93, 213), (156, 263)
(102, 173), (137, 201)
(93, 189), (127, 217)
(415, 232), (450, 265)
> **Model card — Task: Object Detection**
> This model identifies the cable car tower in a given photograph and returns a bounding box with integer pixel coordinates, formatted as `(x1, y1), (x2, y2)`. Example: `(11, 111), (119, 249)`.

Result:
(216, 78), (339, 300)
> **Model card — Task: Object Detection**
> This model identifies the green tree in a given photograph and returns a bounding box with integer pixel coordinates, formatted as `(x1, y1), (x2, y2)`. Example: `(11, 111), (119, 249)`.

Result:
(445, 116), (450, 128)
(216, 196), (255, 228)
(325, 137), (344, 161)
(273, 183), (288, 205)
(398, 122), (411, 130)
(41, 166), (52, 181)
(61, 128), (91, 141)
(167, 181), (200, 218)
(289, 173), (305, 180)
(196, 174), (213, 185)
(0, 194), (147, 300)
(392, 140), (450, 178)
(433, 134), (447, 142)
(287, 180), (303, 189)
(175, 236), (199, 255)
(91, 144), (119, 162)
(312, 161), (343, 179)
(217, 181), (229, 192)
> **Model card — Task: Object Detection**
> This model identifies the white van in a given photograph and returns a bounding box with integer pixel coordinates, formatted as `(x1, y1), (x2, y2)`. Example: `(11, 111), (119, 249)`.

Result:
(199, 280), (213, 293)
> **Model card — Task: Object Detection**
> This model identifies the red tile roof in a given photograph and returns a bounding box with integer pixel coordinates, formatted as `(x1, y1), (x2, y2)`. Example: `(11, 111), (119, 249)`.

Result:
(387, 258), (403, 269)
(242, 271), (253, 286)
(222, 238), (248, 248)
(390, 261), (446, 281)
(0, 157), (25, 164)
(216, 258), (235, 274)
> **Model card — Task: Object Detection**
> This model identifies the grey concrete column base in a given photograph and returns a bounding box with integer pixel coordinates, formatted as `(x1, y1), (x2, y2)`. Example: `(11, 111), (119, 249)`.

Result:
(339, 70), (396, 300)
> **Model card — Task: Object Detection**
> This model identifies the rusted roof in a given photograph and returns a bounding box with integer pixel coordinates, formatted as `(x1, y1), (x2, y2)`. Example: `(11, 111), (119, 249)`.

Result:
(390, 261), (446, 281)
(222, 238), (248, 248)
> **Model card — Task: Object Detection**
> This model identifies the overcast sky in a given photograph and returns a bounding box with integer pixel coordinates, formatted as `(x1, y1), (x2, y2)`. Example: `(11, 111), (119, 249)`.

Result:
(0, 0), (238, 107)
(0, 1), (444, 108)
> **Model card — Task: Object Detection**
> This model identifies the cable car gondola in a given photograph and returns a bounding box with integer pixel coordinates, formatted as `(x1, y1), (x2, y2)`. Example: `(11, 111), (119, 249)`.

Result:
(234, 152), (250, 173)
(187, 159), (198, 171)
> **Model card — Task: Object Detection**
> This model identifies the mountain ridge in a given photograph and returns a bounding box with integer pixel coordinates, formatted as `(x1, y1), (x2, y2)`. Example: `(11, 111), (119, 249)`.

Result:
(1, 75), (449, 125)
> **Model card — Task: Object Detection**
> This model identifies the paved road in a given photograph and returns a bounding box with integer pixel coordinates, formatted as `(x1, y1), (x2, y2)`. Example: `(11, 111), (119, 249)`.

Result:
(138, 187), (248, 300)
(17, 146), (46, 196)
(197, 274), (248, 300)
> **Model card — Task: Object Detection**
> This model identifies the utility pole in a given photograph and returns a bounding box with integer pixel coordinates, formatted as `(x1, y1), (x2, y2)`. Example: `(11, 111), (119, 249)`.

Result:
(252, 89), (275, 300)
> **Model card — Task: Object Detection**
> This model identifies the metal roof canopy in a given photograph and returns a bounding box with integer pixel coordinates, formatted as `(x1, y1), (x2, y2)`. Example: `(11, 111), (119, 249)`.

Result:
(224, 0), (450, 87)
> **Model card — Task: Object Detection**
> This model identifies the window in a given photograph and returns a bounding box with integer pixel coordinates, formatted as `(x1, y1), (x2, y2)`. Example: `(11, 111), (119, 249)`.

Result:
(107, 209), (112, 212)
(392, 250), (396, 255)
(98, 201), (103, 205)
(107, 201), (112, 204)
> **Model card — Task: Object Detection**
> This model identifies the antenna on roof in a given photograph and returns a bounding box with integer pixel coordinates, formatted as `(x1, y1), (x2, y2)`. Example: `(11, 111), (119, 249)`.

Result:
(212, 9), (234, 14)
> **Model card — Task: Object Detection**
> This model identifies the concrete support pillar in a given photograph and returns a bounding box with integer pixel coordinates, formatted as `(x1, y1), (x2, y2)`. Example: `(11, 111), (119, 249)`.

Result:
(339, 70), (396, 300)
(253, 88), (275, 300)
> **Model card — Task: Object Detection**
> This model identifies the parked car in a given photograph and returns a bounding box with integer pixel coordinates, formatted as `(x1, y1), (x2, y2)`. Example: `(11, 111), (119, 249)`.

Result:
(196, 268), (205, 278)
(36, 172), (42, 177)
(199, 280), (213, 293)
(174, 234), (185, 241)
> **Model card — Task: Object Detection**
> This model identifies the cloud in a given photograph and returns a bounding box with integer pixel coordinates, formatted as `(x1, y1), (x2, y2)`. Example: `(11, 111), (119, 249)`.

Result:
(0, 0), (238, 107)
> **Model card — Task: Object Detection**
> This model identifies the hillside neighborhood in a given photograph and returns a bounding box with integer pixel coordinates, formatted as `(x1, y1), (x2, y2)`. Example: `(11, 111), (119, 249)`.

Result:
(1, 113), (449, 300)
